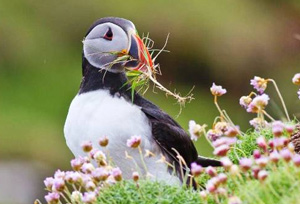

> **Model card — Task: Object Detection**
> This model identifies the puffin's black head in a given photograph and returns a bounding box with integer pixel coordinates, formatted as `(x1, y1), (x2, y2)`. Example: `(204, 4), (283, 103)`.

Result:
(83, 17), (153, 74)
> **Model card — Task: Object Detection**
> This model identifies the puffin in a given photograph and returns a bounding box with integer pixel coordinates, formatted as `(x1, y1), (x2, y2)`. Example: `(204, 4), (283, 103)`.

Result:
(64, 17), (221, 188)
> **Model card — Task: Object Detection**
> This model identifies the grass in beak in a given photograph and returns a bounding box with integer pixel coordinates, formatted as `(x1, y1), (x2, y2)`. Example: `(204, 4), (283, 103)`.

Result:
(126, 34), (194, 115)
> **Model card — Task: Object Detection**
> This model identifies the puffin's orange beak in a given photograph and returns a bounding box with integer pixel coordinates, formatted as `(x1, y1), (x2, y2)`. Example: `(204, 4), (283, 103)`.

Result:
(127, 33), (154, 72)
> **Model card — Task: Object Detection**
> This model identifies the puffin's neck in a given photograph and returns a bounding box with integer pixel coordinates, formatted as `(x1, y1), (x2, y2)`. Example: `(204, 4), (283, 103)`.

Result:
(79, 58), (131, 97)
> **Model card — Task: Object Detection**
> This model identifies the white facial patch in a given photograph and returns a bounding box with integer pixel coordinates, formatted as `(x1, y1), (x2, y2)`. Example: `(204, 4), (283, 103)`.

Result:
(83, 23), (129, 72)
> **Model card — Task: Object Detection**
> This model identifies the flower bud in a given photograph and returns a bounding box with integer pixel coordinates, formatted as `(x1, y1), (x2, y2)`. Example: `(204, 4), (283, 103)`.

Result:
(85, 181), (96, 191)
(220, 157), (233, 170)
(206, 166), (217, 177)
(132, 171), (139, 182)
(217, 173), (227, 184)
(293, 154), (300, 167)
(253, 149), (261, 159)
(255, 157), (269, 168)
(258, 170), (268, 182)
(213, 144), (230, 157)
(269, 151), (280, 163)
(127, 136), (141, 148)
(252, 166), (260, 179)
(199, 191), (208, 200)
(272, 121), (285, 137)
(81, 141), (93, 152)
(94, 150), (107, 166)
(230, 165), (240, 176)
(280, 149), (292, 162)
(99, 136), (109, 147)
(112, 167), (122, 181)
(285, 124), (295, 135)
(256, 136), (267, 151)
(239, 158), (253, 172)
(228, 196), (242, 204)
(206, 182), (217, 193)
(191, 162), (203, 177)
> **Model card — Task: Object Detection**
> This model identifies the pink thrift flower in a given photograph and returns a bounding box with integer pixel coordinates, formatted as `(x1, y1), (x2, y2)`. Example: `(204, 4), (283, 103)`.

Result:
(253, 150), (261, 159)
(207, 129), (222, 141)
(199, 191), (208, 199)
(93, 150), (107, 164)
(247, 94), (270, 113)
(85, 180), (96, 191)
(111, 167), (122, 181)
(44, 177), (54, 190)
(82, 192), (97, 204)
(92, 168), (109, 182)
(220, 157), (233, 170)
(250, 76), (268, 93)
(280, 149), (292, 162)
(239, 95), (252, 109)
(249, 117), (269, 129)
(191, 162), (203, 177)
(269, 151), (280, 163)
(212, 137), (237, 148)
(188, 120), (204, 141)
(252, 166), (260, 179)
(127, 136), (141, 148)
(258, 170), (268, 182)
(206, 166), (217, 177)
(65, 171), (82, 183)
(217, 173), (227, 184)
(210, 83), (227, 96)
(255, 156), (269, 168)
(293, 154), (300, 167)
(206, 181), (217, 193)
(292, 73), (300, 85)
(213, 144), (230, 156)
(256, 136), (267, 151)
(225, 126), (239, 137)
(52, 178), (65, 192)
(81, 163), (95, 174)
(298, 89), (300, 100)
(71, 157), (85, 171)
(54, 169), (65, 179)
(272, 121), (285, 137)
(45, 192), (60, 204)
(285, 124), (295, 135)
(239, 158), (253, 172)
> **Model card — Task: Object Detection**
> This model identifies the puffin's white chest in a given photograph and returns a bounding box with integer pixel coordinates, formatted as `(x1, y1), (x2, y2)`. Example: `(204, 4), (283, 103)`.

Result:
(64, 90), (180, 185)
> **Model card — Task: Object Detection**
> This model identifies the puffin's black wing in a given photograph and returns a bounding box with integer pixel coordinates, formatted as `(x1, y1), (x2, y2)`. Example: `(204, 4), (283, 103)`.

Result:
(134, 95), (221, 172)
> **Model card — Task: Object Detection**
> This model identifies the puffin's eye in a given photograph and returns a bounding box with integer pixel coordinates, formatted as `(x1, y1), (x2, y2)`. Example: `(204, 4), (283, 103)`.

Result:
(103, 28), (113, 41)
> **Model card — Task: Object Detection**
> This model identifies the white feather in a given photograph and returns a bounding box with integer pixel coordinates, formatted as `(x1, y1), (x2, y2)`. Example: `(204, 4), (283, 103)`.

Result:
(64, 89), (180, 185)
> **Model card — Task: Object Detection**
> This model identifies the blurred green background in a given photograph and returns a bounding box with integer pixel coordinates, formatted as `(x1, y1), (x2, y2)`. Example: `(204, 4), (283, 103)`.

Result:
(1, 0), (300, 203)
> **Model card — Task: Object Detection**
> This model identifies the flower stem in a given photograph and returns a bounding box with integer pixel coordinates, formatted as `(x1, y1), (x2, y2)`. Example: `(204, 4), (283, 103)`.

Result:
(268, 79), (290, 122)
(262, 110), (276, 122)
(214, 96), (225, 120)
